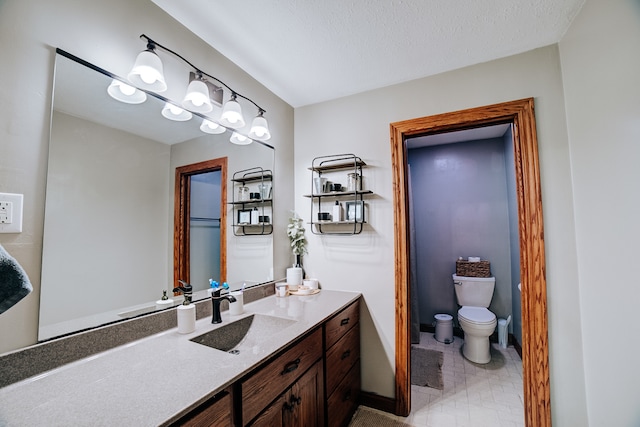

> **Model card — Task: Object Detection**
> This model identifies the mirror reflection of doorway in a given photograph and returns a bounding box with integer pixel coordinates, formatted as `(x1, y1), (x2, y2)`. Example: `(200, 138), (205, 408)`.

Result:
(189, 170), (222, 292)
(174, 157), (227, 292)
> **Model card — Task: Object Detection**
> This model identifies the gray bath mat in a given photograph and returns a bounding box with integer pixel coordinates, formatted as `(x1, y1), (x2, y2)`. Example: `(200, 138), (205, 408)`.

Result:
(411, 346), (444, 390)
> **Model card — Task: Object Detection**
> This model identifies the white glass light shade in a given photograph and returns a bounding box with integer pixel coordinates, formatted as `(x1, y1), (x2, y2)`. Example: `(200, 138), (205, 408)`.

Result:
(161, 102), (192, 121)
(249, 114), (271, 141)
(230, 132), (252, 145)
(220, 97), (245, 129)
(200, 119), (226, 134)
(107, 79), (147, 104)
(182, 79), (212, 113)
(127, 49), (167, 92)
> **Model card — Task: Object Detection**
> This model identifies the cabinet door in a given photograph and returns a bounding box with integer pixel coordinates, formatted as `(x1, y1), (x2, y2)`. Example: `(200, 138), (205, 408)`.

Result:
(284, 362), (324, 427)
(251, 394), (285, 427)
(250, 362), (324, 427)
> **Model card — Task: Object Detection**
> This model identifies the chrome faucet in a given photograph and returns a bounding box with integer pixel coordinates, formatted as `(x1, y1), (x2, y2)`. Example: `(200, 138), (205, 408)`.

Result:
(211, 289), (237, 324)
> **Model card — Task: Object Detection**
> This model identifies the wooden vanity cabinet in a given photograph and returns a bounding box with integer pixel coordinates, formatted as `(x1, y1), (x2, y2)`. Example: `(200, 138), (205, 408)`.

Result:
(324, 300), (361, 427)
(242, 328), (323, 426)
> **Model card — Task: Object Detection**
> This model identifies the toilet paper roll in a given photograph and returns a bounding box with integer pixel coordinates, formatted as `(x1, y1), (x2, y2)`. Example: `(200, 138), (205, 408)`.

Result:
(177, 304), (196, 334)
(286, 267), (303, 291)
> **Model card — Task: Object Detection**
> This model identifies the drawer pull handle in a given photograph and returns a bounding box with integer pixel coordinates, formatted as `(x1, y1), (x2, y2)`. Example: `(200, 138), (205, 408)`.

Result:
(280, 358), (301, 375)
(340, 318), (350, 326)
(341, 350), (351, 360)
(290, 395), (302, 405)
(283, 402), (295, 413)
(343, 390), (352, 402)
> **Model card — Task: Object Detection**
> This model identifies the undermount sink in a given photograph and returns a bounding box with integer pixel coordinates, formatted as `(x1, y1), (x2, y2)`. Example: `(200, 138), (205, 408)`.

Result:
(190, 314), (296, 354)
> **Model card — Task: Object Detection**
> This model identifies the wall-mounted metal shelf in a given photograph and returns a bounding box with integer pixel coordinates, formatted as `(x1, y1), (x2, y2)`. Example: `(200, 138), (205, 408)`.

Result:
(230, 167), (273, 236)
(306, 154), (373, 235)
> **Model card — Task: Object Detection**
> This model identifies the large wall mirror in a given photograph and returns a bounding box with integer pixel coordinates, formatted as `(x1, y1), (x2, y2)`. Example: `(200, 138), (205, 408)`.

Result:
(38, 50), (274, 341)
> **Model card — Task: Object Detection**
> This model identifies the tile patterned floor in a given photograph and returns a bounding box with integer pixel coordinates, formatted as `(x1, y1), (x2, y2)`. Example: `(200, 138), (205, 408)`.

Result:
(367, 332), (525, 427)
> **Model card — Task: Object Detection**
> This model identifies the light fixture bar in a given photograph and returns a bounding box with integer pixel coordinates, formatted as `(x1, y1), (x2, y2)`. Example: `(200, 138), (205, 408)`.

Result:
(138, 34), (266, 114)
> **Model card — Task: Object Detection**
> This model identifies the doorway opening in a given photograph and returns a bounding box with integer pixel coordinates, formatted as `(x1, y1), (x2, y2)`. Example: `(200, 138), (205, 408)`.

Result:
(390, 98), (550, 427)
(174, 157), (228, 290)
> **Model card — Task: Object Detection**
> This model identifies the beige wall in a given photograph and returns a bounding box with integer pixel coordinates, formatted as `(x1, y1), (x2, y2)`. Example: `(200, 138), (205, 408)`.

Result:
(559, 0), (640, 425)
(0, 0), (294, 354)
(295, 45), (588, 424)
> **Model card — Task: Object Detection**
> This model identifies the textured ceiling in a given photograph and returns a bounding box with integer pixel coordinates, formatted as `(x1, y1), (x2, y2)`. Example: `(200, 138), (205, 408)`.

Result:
(152, 0), (585, 108)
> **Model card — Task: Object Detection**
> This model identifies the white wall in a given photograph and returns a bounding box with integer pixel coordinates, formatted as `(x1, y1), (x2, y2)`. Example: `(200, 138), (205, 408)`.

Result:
(559, 0), (640, 425)
(0, 0), (294, 354)
(295, 45), (588, 424)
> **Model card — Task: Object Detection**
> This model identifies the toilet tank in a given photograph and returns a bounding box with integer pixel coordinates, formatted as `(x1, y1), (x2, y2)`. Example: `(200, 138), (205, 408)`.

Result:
(452, 274), (495, 307)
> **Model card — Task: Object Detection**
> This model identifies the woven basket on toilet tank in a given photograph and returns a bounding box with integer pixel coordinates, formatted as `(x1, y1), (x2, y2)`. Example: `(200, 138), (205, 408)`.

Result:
(455, 260), (491, 277)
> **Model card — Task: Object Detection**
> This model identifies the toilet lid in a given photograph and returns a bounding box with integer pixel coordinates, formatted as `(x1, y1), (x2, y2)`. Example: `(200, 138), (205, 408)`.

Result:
(458, 306), (496, 324)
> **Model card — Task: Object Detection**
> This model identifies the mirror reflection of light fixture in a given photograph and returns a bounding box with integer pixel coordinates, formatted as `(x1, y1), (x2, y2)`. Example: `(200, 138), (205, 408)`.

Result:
(200, 119), (226, 134)
(107, 79), (147, 104)
(182, 73), (213, 113)
(161, 102), (192, 121)
(220, 93), (245, 129)
(230, 131), (252, 145)
(127, 41), (167, 92)
(249, 110), (271, 141)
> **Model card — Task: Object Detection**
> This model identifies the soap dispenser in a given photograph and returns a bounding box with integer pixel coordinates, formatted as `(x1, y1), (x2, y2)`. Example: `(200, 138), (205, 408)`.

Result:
(173, 280), (196, 334)
(155, 290), (174, 310)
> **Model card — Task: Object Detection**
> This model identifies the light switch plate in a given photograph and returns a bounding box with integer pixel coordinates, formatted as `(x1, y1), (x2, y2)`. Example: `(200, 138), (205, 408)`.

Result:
(0, 192), (23, 233)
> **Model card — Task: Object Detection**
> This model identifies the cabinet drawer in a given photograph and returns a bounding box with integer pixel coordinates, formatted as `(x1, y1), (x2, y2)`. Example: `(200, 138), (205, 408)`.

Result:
(325, 323), (360, 395)
(241, 328), (322, 425)
(327, 360), (361, 427)
(175, 390), (232, 427)
(325, 301), (359, 349)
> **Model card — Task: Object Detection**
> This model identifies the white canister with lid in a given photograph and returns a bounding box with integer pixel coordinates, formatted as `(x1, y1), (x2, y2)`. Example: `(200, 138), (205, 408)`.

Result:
(286, 267), (303, 291)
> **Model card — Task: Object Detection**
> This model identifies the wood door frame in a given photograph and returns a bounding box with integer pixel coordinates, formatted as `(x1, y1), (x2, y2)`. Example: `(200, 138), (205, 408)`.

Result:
(174, 157), (228, 289)
(390, 98), (550, 426)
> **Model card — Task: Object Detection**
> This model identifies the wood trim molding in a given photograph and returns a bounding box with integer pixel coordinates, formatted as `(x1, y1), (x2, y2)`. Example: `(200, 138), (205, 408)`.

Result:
(390, 98), (550, 426)
(359, 391), (397, 414)
(174, 157), (228, 291)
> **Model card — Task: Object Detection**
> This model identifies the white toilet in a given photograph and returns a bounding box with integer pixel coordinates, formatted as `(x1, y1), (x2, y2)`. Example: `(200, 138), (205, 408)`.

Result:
(453, 274), (497, 364)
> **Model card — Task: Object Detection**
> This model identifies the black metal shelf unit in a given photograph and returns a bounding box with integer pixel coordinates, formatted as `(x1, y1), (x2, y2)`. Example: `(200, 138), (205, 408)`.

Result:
(230, 167), (273, 236)
(305, 154), (372, 235)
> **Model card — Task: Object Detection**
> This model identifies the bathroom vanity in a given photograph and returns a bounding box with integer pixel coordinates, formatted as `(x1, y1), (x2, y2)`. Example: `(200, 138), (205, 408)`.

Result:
(0, 290), (361, 427)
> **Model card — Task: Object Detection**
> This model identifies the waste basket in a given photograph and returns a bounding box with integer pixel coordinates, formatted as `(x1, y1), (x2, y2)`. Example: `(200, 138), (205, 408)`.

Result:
(434, 314), (453, 343)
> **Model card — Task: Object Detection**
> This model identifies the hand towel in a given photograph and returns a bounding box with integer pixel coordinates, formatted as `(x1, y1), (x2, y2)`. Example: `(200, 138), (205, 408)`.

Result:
(0, 244), (33, 315)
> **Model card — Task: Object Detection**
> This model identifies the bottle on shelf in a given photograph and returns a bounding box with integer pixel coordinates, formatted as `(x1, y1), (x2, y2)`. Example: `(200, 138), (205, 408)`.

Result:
(332, 201), (343, 222)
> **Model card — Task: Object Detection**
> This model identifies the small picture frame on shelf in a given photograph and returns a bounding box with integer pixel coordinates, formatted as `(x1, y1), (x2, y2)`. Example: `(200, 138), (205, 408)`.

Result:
(238, 209), (252, 224)
(345, 201), (365, 222)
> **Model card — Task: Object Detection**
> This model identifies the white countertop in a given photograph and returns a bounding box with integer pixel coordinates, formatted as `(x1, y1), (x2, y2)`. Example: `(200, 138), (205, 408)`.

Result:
(0, 290), (360, 426)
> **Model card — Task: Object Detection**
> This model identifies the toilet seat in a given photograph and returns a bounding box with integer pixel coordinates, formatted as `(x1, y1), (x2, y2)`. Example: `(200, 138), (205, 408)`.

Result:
(458, 306), (496, 324)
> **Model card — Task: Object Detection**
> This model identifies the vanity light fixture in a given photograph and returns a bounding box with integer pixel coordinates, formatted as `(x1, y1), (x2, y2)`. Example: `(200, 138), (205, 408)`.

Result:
(161, 102), (193, 121)
(182, 72), (213, 113)
(127, 40), (167, 92)
(107, 79), (147, 104)
(219, 93), (245, 129)
(249, 110), (271, 141)
(230, 132), (252, 145)
(200, 119), (226, 134)
(127, 34), (271, 141)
